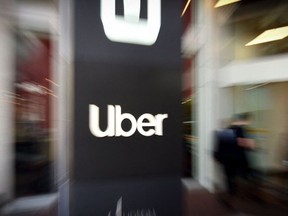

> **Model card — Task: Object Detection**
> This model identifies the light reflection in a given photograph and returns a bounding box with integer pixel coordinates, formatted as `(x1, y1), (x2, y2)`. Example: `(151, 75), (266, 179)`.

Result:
(214, 0), (241, 8)
(246, 26), (288, 46)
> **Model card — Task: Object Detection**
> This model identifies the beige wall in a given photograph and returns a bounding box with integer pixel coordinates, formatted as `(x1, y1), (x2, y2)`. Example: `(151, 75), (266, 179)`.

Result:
(267, 82), (288, 166)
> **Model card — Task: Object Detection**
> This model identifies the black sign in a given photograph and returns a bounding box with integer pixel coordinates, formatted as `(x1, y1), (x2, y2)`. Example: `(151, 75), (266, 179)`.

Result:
(72, 0), (182, 215)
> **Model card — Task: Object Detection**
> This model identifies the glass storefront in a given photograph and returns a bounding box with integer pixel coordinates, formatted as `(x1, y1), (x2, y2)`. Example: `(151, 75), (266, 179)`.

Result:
(215, 0), (288, 204)
(14, 30), (55, 197)
(231, 83), (288, 170)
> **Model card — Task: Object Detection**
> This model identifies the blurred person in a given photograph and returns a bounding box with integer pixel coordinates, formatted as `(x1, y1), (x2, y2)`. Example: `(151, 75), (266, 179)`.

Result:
(229, 112), (255, 178)
(214, 113), (255, 207)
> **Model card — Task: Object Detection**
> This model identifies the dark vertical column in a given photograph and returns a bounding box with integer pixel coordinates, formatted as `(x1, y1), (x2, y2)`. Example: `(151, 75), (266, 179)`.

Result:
(72, 0), (183, 215)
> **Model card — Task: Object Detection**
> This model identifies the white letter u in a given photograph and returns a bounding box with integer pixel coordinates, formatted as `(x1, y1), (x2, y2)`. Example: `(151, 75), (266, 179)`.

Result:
(89, 105), (115, 137)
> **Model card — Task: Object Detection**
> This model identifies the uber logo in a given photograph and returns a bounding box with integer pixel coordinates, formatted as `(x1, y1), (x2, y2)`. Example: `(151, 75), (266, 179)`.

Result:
(89, 105), (168, 137)
(100, 0), (161, 45)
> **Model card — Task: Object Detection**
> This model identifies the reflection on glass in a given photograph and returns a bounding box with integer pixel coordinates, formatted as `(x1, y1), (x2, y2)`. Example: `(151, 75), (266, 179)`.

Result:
(14, 31), (54, 197)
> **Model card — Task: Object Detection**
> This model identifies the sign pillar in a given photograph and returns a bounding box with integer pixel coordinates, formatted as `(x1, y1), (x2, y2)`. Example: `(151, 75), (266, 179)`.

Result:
(72, 0), (182, 215)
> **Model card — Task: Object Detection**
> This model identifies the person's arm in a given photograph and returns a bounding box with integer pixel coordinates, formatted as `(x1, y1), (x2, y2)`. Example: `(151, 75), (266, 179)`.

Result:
(237, 137), (255, 149)
(237, 127), (255, 149)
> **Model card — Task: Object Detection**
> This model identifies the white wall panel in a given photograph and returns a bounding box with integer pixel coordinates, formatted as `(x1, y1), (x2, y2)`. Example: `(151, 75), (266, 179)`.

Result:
(219, 54), (288, 87)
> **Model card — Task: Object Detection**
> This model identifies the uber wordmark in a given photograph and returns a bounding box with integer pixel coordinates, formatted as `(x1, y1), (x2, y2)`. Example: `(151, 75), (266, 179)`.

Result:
(89, 105), (168, 137)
